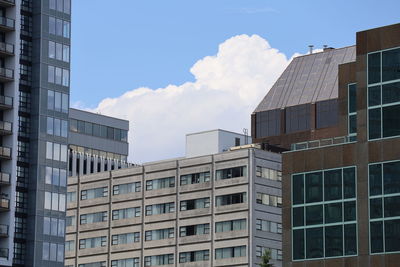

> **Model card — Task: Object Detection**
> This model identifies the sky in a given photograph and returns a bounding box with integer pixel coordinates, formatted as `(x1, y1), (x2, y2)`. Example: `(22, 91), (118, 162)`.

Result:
(71, 0), (400, 163)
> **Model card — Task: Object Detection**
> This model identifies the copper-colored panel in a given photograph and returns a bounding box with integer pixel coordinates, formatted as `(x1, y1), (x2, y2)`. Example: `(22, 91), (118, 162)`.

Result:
(381, 138), (400, 162)
(385, 253), (400, 267)
(304, 149), (323, 171)
(323, 145), (343, 169)
(342, 143), (356, 166)
(325, 257), (343, 267)
(368, 141), (382, 163)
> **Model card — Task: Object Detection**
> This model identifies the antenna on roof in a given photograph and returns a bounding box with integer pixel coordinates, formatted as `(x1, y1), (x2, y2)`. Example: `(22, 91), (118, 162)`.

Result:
(309, 45), (314, 54)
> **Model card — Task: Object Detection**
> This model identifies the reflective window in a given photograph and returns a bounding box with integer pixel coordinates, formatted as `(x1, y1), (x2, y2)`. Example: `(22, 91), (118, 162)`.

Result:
(215, 246), (246, 259)
(216, 219), (245, 233)
(286, 104), (311, 133)
(179, 250), (209, 263)
(316, 99), (338, 129)
(145, 228), (174, 241)
(255, 109), (281, 138)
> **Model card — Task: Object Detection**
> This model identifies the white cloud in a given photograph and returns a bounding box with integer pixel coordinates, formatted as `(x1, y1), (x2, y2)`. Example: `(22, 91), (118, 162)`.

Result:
(92, 34), (293, 163)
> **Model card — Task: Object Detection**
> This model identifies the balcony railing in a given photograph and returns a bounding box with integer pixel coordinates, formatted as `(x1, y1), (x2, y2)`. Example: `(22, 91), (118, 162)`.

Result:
(0, 173), (9, 184)
(0, 224), (8, 237)
(0, 248), (7, 259)
(290, 136), (356, 151)
(0, 42), (13, 55)
(0, 198), (9, 210)
(0, 147), (11, 159)
(0, 17), (14, 30)
(0, 67), (13, 81)
(0, 0), (15, 6)
(0, 95), (12, 109)
(0, 121), (12, 135)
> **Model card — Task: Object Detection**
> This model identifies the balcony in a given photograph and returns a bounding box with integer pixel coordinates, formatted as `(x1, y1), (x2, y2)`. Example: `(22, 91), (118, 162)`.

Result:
(0, 17), (14, 31)
(0, 96), (12, 110)
(0, 147), (11, 160)
(0, 224), (8, 237)
(0, 197), (9, 212)
(0, 121), (11, 136)
(0, 0), (14, 7)
(0, 42), (13, 57)
(0, 173), (9, 185)
(0, 248), (7, 259)
(0, 68), (13, 82)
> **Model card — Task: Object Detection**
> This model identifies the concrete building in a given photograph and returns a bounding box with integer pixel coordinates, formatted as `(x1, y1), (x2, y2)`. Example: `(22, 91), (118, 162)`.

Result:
(68, 108), (131, 177)
(65, 134), (282, 267)
(0, 0), (73, 266)
(253, 23), (400, 267)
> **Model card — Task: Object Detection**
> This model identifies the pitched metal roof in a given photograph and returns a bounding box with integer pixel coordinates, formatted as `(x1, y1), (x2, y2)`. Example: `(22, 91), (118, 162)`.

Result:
(254, 46), (356, 113)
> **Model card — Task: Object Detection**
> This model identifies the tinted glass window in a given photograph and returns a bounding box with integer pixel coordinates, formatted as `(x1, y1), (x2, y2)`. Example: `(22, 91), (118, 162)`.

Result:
(305, 172), (323, 203)
(325, 225), (343, 257)
(286, 104), (310, 133)
(348, 84), (357, 113)
(306, 227), (323, 259)
(293, 229), (305, 260)
(344, 201), (356, 221)
(383, 161), (400, 194)
(293, 207), (304, 227)
(370, 221), (383, 253)
(382, 48), (400, 82)
(324, 169), (342, 201)
(292, 174), (304, 205)
(343, 167), (356, 198)
(316, 100), (338, 129)
(385, 219), (400, 252)
(382, 105), (400, 138)
(368, 108), (381, 139)
(382, 82), (400, 104)
(255, 109), (281, 138)
(369, 164), (382, 196)
(384, 196), (400, 218)
(368, 85), (381, 106)
(306, 205), (323, 225)
(344, 224), (357, 255)
(368, 52), (381, 84)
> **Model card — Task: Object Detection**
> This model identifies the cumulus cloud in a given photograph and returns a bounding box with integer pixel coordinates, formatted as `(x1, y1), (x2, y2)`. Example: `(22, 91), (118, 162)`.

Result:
(92, 34), (294, 163)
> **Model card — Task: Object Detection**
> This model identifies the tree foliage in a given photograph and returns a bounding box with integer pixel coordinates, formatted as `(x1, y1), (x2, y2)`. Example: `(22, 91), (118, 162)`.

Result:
(259, 249), (274, 267)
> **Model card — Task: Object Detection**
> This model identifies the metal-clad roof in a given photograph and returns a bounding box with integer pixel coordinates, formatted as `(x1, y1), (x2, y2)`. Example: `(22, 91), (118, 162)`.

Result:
(254, 46), (356, 112)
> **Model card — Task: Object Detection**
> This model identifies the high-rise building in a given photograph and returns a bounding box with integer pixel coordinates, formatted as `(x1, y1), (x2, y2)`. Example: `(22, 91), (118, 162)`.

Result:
(0, 0), (73, 266)
(68, 108), (131, 177)
(65, 131), (283, 267)
(253, 23), (400, 267)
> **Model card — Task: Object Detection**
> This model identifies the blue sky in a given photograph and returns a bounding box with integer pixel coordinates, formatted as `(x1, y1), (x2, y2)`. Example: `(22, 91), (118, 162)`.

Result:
(71, 0), (400, 108)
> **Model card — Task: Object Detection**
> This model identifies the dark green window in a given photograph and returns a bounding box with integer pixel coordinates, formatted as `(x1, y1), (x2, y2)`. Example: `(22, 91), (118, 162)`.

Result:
(305, 172), (323, 203)
(293, 229), (305, 260)
(306, 227), (323, 259)
(382, 48), (400, 82)
(370, 221), (383, 253)
(369, 160), (400, 254)
(324, 169), (342, 201)
(368, 52), (381, 84)
(369, 108), (381, 139)
(325, 225), (343, 257)
(292, 167), (357, 260)
(325, 203), (342, 223)
(306, 205), (323, 225)
(368, 85), (381, 106)
(385, 219), (400, 252)
(382, 105), (400, 137)
(382, 82), (400, 104)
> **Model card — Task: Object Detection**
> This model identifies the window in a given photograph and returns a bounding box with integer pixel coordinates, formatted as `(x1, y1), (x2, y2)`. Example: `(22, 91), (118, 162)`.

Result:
(111, 232), (140, 245)
(78, 262), (106, 267)
(112, 207), (141, 220)
(180, 224), (209, 237)
(145, 228), (174, 241)
(145, 202), (175, 216)
(113, 182), (141, 195)
(180, 171), (210, 185)
(286, 104), (311, 133)
(48, 41), (69, 62)
(216, 166), (246, 180)
(79, 236), (107, 249)
(146, 177), (175, 191)
(368, 48), (400, 140)
(66, 216), (75, 226)
(45, 166), (67, 187)
(256, 166), (282, 181)
(48, 65), (69, 86)
(316, 99), (338, 129)
(80, 187), (108, 200)
(80, 212), (107, 224)
(179, 250), (209, 263)
(256, 246), (282, 260)
(292, 167), (357, 260)
(42, 242), (64, 262)
(47, 90), (68, 112)
(216, 192), (247, 206)
(348, 83), (357, 140)
(49, 16), (70, 38)
(369, 160), (400, 254)
(256, 193), (282, 208)
(44, 192), (66, 212)
(255, 109), (281, 138)
(67, 191), (76, 203)
(49, 0), (71, 14)
(144, 254), (174, 266)
(65, 240), (74, 252)
(215, 246), (246, 259)
(180, 198), (210, 211)
(111, 258), (139, 267)
(215, 219), (246, 233)
(255, 219), (282, 233)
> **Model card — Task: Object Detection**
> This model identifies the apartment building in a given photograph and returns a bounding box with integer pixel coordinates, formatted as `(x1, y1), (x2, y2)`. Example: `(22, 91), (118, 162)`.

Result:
(68, 108), (131, 177)
(65, 140), (282, 267)
(253, 23), (400, 266)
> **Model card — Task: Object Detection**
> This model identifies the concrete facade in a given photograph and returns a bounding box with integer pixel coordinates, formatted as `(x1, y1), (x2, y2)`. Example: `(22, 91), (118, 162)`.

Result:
(65, 148), (282, 267)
